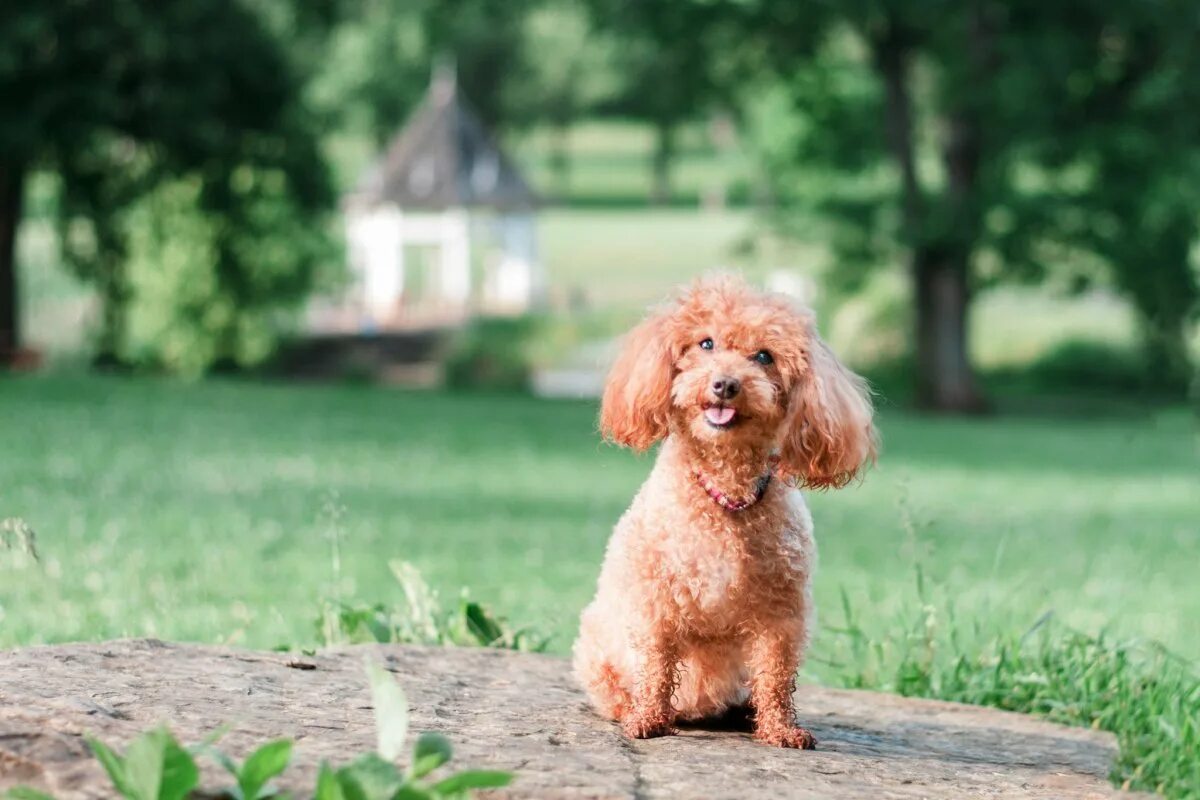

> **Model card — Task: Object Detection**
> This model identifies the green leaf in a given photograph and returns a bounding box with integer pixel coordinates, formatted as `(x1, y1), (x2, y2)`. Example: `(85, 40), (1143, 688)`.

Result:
(207, 747), (241, 781)
(314, 764), (344, 800)
(337, 754), (402, 800)
(189, 724), (232, 754)
(86, 736), (137, 799)
(122, 730), (167, 800)
(429, 770), (512, 794)
(4, 788), (58, 800)
(390, 787), (434, 800)
(365, 661), (409, 761)
(407, 732), (452, 779)
(461, 601), (504, 646)
(155, 731), (200, 800)
(239, 739), (293, 799)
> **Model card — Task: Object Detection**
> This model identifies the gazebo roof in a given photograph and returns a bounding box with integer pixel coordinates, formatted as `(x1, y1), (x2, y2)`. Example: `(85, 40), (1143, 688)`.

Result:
(349, 69), (537, 212)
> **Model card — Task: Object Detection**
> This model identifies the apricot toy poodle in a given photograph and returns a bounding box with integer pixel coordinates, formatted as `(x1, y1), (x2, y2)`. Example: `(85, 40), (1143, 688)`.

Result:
(573, 275), (877, 749)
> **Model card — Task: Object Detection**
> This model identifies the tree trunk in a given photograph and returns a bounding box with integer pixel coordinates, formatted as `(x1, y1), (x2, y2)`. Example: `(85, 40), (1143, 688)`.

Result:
(920, 110), (986, 412)
(1140, 316), (1192, 394)
(875, 32), (986, 411)
(0, 161), (24, 366)
(650, 119), (676, 205)
(550, 122), (571, 202)
(1125, 238), (1196, 394)
(93, 253), (130, 370)
(876, 38), (922, 230)
(914, 249), (986, 411)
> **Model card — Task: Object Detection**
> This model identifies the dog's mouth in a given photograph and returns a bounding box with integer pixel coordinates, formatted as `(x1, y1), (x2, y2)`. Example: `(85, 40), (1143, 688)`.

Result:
(703, 404), (739, 429)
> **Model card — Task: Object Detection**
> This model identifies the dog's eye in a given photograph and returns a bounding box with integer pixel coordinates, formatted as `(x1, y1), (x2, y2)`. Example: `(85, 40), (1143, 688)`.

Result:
(699, 338), (714, 351)
(753, 350), (774, 366)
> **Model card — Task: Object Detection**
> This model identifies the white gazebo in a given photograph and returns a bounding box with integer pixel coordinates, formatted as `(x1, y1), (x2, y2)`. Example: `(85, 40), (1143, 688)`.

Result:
(336, 68), (543, 330)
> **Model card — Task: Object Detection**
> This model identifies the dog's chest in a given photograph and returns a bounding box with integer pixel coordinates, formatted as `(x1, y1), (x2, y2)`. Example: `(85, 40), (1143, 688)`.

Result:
(657, 505), (811, 629)
(663, 534), (746, 618)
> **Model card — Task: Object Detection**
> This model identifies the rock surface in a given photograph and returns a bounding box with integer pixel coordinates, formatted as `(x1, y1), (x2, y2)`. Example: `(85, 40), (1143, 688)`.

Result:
(0, 640), (1134, 799)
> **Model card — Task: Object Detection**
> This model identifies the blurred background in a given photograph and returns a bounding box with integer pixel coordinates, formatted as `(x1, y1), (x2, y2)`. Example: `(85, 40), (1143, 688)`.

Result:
(1, 3), (1198, 787)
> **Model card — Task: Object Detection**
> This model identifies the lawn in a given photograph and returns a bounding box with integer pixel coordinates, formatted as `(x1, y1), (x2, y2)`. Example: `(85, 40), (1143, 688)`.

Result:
(511, 119), (754, 207)
(1, 375), (1196, 676)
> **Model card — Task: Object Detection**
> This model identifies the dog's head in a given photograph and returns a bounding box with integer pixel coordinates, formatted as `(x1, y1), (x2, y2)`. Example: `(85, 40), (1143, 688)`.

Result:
(600, 275), (877, 488)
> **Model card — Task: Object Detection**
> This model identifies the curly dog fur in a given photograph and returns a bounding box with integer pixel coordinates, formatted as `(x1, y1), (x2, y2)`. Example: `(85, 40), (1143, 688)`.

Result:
(573, 275), (877, 748)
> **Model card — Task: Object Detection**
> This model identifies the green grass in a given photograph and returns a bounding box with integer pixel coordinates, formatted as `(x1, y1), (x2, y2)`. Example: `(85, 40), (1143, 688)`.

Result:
(539, 208), (765, 308)
(834, 596), (1200, 796)
(2, 376), (1197, 795)
(1, 375), (1195, 660)
(512, 119), (753, 207)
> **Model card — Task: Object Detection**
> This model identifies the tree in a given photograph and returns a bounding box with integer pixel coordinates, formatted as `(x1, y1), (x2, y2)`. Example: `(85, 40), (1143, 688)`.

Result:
(423, 0), (535, 132)
(312, 0), (543, 148)
(1003, 1), (1200, 390)
(588, 0), (732, 204)
(511, 0), (621, 198)
(710, 0), (1200, 409)
(0, 0), (334, 368)
(309, 0), (433, 149)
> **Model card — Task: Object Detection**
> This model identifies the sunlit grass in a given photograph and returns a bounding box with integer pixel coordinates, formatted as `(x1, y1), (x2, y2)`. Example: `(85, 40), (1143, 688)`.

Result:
(512, 119), (752, 206)
(1, 375), (1195, 662)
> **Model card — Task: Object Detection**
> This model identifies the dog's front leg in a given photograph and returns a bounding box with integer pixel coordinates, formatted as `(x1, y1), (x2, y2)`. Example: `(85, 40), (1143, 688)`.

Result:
(747, 622), (817, 749)
(622, 628), (678, 739)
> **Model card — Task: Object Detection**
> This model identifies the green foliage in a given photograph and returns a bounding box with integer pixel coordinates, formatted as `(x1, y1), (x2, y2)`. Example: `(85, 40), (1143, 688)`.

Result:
(442, 317), (542, 391)
(312, 664), (511, 800)
(86, 728), (199, 800)
(318, 561), (549, 652)
(0, 518), (39, 563)
(207, 739), (294, 800)
(1, 377), (1195, 654)
(2, 0), (338, 367)
(1012, 4), (1200, 391)
(717, 0), (1200, 403)
(830, 589), (1200, 798)
(308, 0), (433, 149)
(117, 172), (337, 375)
(4, 789), (56, 800)
(368, 661), (410, 761)
(1017, 340), (1153, 395)
(442, 314), (620, 392)
(510, 2), (621, 146)
(9, 665), (511, 800)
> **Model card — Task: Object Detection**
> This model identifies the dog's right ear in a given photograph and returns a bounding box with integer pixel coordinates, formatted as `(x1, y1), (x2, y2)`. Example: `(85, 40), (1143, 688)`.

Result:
(600, 310), (675, 450)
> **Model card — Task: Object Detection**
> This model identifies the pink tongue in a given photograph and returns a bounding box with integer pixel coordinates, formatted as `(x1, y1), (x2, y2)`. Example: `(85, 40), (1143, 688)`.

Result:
(705, 407), (736, 425)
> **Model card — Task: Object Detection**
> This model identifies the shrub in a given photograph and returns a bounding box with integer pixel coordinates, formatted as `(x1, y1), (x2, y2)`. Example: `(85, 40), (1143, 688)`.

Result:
(316, 561), (549, 652)
(120, 172), (339, 377)
(0, 518), (38, 563)
(442, 317), (542, 391)
(1022, 339), (1153, 394)
(441, 312), (628, 392)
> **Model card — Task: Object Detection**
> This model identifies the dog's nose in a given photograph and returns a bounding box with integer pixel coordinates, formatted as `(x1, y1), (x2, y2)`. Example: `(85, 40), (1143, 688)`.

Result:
(712, 377), (740, 400)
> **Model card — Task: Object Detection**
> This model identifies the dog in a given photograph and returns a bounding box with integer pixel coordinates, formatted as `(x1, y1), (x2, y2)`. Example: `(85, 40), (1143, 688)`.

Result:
(572, 275), (877, 748)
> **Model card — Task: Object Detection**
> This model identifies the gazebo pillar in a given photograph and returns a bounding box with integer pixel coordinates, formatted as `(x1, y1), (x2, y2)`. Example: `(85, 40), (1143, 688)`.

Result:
(489, 212), (542, 309)
(353, 207), (405, 326)
(439, 210), (472, 308)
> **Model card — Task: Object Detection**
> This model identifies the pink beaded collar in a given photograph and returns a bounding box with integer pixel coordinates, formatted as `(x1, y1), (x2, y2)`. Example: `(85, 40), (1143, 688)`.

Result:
(693, 457), (779, 511)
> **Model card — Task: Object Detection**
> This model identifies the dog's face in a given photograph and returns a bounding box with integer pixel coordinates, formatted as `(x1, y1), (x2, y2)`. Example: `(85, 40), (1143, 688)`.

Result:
(667, 303), (799, 449)
(601, 276), (877, 489)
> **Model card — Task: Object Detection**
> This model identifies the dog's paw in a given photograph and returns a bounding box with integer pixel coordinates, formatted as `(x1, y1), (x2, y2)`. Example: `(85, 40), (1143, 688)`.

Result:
(622, 712), (677, 740)
(755, 725), (817, 750)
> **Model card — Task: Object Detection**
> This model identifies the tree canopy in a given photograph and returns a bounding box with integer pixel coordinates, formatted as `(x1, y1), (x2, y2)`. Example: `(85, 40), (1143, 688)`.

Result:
(2, 0), (1196, 399)
(1, 0), (334, 369)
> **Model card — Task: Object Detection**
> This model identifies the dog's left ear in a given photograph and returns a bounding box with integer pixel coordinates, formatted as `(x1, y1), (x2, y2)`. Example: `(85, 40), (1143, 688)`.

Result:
(778, 328), (878, 489)
(599, 310), (676, 451)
